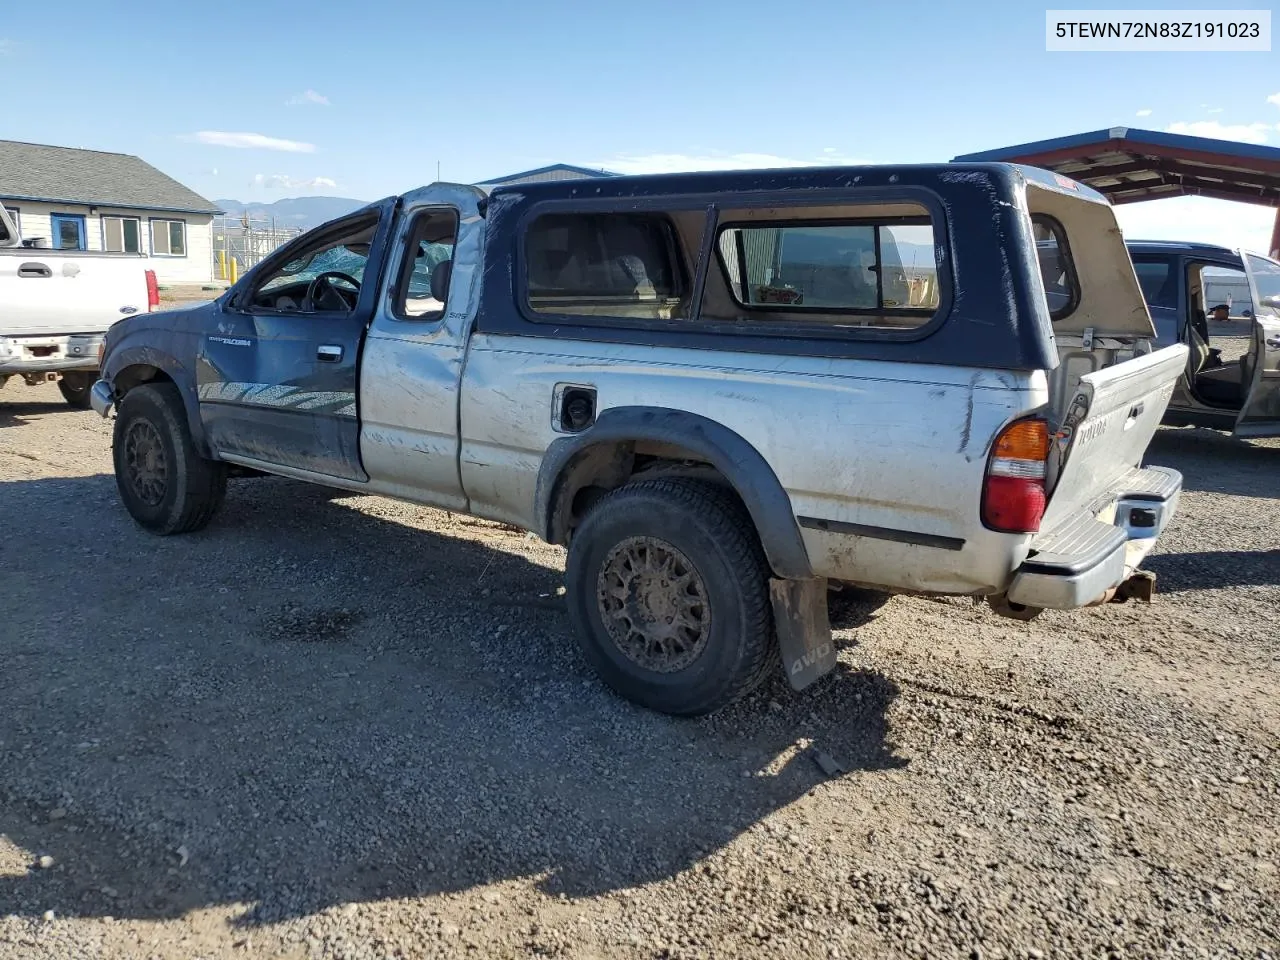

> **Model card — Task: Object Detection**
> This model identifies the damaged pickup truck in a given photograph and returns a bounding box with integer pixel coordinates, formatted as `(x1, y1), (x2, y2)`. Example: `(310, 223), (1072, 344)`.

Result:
(92, 164), (1187, 715)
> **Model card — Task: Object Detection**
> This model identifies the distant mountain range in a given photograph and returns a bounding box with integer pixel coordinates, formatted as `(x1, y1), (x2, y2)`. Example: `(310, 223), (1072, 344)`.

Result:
(213, 196), (369, 231)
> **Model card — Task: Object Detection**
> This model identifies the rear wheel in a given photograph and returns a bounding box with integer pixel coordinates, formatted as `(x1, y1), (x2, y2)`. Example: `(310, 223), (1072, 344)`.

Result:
(112, 382), (227, 535)
(565, 478), (776, 716)
(58, 372), (95, 409)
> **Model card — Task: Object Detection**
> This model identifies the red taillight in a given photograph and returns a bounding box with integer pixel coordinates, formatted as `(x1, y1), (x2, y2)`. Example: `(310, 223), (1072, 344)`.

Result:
(983, 476), (1047, 532)
(982, 418), (1049, 533)
(145, 270), (159, 311)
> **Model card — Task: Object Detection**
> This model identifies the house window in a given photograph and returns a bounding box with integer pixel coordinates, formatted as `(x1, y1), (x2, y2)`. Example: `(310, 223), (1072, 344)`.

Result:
(103, 216), (141, 254)
(51, 213), (87, 251)
(150, 219), (187, 257)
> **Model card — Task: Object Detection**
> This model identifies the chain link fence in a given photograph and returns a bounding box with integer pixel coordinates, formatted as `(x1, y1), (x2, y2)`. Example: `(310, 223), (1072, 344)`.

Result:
(212, 216), (303, 281)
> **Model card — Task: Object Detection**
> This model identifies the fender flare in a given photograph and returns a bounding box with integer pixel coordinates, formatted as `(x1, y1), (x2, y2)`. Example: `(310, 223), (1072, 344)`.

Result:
(534, 406), (813, 580)
(104, 345), (209, 456)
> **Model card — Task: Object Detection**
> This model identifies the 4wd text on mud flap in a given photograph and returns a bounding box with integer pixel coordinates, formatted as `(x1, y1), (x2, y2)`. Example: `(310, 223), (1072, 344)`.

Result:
(790, 643), (833, 676)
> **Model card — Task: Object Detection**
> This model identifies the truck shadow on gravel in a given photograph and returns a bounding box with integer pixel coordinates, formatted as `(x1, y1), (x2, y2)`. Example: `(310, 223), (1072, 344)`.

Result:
(1146, 427), (1280, 499)
(0, 474), (904, 928)
(0, 398), (81, 428)
(1143, 549), (1280, 593)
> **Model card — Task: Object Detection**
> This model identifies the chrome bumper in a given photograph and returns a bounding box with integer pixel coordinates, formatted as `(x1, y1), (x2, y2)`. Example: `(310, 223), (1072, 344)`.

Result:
(90, 380), (115, 418)
(1006, 466), (1181, 610)
(0, 334), (104, 374)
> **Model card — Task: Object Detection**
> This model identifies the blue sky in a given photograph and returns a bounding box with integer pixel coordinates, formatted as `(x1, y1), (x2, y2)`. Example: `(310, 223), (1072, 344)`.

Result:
(2, 0), (1277, 249)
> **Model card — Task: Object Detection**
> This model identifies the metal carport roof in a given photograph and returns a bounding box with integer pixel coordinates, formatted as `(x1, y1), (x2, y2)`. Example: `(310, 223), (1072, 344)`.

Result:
(954, 126), (1280, 256)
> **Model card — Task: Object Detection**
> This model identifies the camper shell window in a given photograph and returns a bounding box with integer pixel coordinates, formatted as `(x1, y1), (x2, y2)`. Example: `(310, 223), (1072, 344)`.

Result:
(1031, 215), (1080, 322)
(524, 212), (689, 321)
(713, 213), (939, 327)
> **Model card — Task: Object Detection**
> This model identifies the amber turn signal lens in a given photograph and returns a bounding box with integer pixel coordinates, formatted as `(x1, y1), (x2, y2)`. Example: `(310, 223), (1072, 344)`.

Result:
(993, 419), (1049, 461)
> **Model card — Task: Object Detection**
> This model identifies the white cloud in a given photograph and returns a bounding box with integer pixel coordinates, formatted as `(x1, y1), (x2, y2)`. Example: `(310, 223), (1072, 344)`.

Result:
(286, 89), (330, 107)
(252, 174), (337, 190)
(1268, 92), (1280, 108)
(0, 38), (12, 55)
(1164, 120), (1272, 144)
(588, 151), (874, 176)
(1136, 108), (1152, 117)
(1114, 196), (1276, 254)
(189, 131), (315, 153)
(1207, 107), (1224, 114)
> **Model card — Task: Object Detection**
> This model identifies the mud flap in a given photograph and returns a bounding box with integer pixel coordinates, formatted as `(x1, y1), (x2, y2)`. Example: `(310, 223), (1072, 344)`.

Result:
(1111, 568), (1157, 603)
(769, 578), (836, 691)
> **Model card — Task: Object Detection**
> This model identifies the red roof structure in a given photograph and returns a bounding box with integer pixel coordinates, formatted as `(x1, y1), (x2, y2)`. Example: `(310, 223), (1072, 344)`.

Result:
(955, 127), (1280, 257)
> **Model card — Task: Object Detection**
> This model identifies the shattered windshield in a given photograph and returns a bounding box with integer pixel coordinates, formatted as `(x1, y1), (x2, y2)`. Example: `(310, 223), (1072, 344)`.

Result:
(265, 245), (369, 290)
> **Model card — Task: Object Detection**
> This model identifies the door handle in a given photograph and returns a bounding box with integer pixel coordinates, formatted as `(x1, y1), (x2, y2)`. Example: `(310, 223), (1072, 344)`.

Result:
(18, 263), (52, 278)
(317, 344), (344, 362)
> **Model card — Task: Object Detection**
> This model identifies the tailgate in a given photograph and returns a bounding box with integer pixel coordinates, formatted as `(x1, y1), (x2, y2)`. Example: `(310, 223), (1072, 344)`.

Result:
(0, 254), (149, 337)
(1041, 343), (1187, 531)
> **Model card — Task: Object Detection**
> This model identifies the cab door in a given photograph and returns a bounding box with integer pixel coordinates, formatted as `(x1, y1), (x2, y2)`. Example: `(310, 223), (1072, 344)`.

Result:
(357, 183), (485, 511)
(1234, 251), (1280, 437)
(198, 199), (397, 479)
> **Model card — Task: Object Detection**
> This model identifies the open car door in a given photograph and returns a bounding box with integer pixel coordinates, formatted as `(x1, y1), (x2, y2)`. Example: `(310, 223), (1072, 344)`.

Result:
(1234, 251), (1280, 438)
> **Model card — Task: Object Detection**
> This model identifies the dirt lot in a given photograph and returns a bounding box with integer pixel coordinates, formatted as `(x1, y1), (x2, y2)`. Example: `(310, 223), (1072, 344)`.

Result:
(1, 382), (1278, 960)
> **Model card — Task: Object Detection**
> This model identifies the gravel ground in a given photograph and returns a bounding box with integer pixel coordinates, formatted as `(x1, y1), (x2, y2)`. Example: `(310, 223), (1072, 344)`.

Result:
(1210, 324), (1253, 364)
(1, 382), (1277, 960)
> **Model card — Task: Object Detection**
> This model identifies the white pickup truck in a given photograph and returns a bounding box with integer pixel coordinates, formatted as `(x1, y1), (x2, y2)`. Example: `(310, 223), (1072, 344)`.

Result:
(0, 204), (156, 407)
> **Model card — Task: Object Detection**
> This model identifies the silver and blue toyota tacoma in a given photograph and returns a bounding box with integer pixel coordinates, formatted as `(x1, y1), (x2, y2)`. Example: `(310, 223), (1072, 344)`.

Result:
(92, 163), (1186, 715)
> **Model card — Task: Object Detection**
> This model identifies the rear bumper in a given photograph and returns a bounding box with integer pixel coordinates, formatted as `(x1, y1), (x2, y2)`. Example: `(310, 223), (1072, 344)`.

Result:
(0, 334), (104, 375)
(1006, 466), (1181, 610)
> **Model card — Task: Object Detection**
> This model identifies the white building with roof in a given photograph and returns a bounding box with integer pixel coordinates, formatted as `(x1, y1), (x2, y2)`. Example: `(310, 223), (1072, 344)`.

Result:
(0, 140), (220, 283)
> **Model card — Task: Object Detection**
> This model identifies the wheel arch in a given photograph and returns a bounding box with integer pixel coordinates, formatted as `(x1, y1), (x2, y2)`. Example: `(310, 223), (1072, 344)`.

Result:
(535, 407), (813, 580)
(107, 347), (209, 457)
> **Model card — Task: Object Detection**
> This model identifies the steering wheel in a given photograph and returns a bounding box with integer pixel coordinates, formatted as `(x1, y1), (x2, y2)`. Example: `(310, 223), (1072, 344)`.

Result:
(302, 271), (361, 312)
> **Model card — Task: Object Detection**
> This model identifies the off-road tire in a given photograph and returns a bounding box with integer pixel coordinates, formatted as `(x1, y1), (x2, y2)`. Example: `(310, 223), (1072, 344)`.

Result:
(58, 372), (95, 409)
(112, 382), (227, 535)
(565, 477), (776, 716)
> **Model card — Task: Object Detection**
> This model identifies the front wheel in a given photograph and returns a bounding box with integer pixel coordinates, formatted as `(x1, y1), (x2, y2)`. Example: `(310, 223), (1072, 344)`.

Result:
(565, 478), (776, 716)
(58, 372), (95, 409)
(112, 382), (227, 535)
